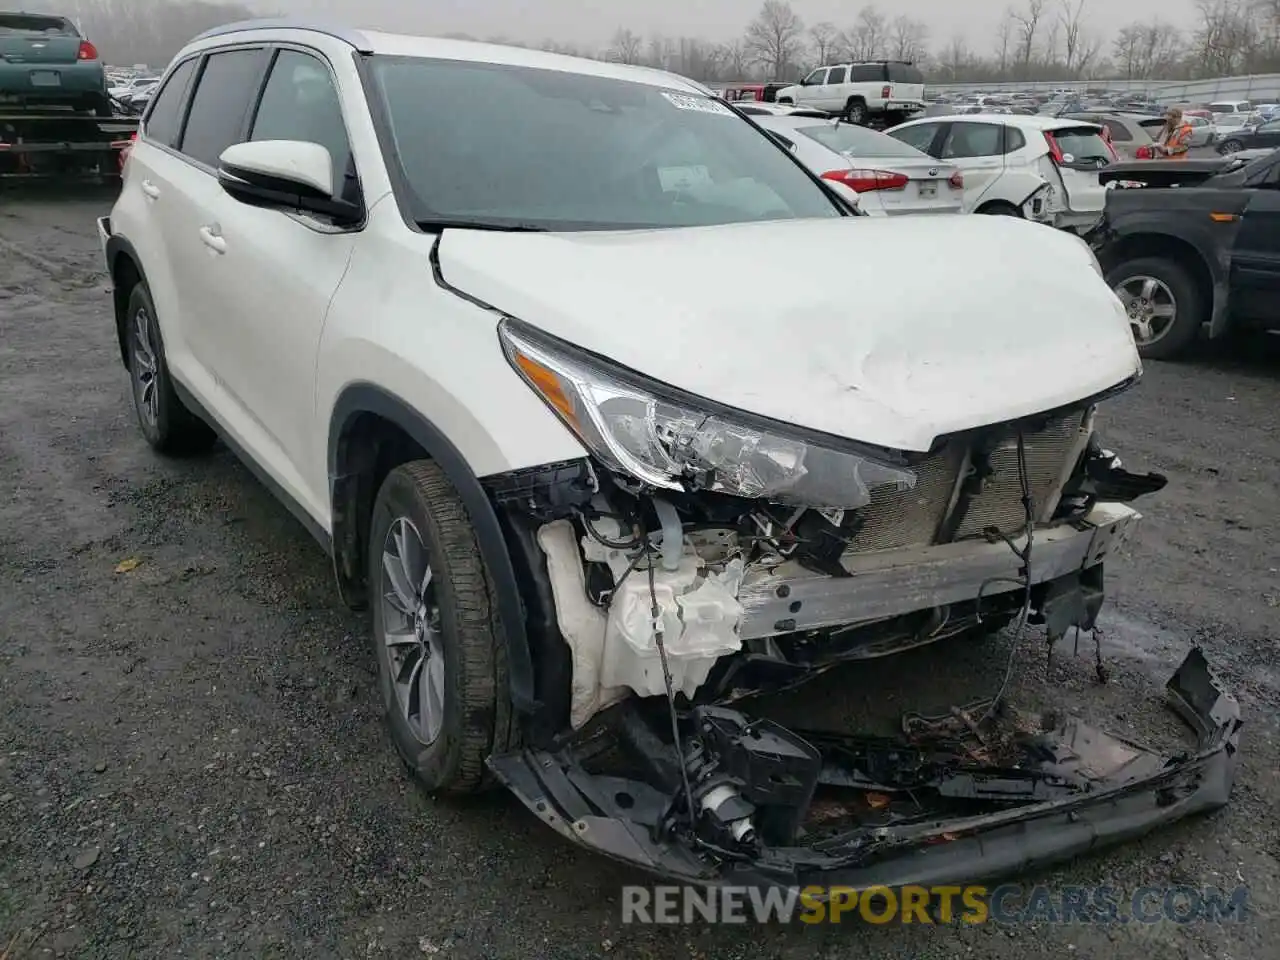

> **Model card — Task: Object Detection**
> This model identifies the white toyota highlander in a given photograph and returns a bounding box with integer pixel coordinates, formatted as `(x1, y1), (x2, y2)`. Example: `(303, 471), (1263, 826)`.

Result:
(99, 20), (1236, 890)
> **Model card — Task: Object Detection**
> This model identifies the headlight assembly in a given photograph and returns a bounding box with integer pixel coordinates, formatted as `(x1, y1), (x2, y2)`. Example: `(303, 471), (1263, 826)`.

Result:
(499, 318), (916, 510)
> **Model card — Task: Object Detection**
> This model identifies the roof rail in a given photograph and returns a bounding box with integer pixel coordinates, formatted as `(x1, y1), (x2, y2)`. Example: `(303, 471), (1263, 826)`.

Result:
(189, 18), (374, 54)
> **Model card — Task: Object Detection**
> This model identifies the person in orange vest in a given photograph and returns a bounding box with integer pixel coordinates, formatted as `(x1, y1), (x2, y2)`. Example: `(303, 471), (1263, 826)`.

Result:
(1154, 107), (1194, 159)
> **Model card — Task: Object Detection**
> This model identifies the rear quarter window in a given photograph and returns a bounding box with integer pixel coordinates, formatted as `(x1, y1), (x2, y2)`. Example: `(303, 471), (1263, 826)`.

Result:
(887, 64), (924, 84)
(849, 64), (884, 83)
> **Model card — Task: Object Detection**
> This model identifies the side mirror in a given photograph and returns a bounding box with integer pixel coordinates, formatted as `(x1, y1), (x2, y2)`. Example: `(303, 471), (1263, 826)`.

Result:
(217, 140), (361, 225)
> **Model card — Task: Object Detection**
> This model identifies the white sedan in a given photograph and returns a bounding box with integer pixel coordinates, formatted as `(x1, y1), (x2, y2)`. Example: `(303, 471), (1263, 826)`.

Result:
(885, 113), (1116, 232)
(753, 115), (965, 216)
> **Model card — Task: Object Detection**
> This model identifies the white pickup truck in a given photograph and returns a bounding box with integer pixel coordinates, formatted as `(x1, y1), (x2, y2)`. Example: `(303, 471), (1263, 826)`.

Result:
(775, 60), (927, 125)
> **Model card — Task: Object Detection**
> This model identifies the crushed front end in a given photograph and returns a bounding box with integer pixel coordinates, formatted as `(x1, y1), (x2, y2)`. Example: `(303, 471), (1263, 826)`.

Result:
(478, 317), (1237, 885)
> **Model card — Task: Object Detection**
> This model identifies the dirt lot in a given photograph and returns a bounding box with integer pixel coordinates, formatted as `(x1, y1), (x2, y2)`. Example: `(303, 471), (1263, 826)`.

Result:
(1, 191), (1277, 960)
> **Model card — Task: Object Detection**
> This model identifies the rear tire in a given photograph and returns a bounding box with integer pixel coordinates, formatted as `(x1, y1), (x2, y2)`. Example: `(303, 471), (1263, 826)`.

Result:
(368, 461), (518, 796)
(842, 98), (868, 125)
(1105, 256), (1204, 360)
(1219, 138), (1243, 154)
(124, 283), (216, 455)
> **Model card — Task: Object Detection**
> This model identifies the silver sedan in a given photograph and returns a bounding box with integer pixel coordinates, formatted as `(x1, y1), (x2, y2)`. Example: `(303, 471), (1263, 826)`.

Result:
(751, 115), (965, 216)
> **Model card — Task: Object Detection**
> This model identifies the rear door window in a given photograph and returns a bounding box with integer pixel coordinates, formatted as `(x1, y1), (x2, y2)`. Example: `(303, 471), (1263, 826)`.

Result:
(888, 121), (942, 154)
(178, 48), (269, 168)
(825, 66), (847, 85)
(143, 58), (198, 147)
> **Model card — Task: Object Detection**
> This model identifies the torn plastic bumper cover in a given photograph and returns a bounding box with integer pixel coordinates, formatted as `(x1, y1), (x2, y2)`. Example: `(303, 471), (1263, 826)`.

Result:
(488, 648), (1240, 887)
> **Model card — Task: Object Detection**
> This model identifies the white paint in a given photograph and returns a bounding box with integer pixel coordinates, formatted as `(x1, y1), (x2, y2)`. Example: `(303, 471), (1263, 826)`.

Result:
(535, 520), (627, 728)
(437, 214), (1140, 453)
(219, 140), (335, 197)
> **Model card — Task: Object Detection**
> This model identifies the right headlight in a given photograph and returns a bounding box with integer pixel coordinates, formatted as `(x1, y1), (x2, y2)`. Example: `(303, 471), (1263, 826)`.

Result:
(499, 318), (916, 510)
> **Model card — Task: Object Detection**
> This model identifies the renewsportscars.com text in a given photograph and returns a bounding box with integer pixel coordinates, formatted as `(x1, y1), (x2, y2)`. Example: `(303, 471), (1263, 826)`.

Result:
(621, 884), (1250, 925)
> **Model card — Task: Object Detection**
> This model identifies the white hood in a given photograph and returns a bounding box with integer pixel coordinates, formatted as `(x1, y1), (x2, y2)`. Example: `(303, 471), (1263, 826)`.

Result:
(437, 216), (1139, 452)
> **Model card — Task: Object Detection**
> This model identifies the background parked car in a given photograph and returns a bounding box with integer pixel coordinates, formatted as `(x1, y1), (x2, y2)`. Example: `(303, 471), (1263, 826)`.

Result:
(0, 10), (111, 116)
(753, 115), (965, 216)
(774, 60), (926, 125)
(886, 113), (1114, 231)
(1216, 116), (1280, 154)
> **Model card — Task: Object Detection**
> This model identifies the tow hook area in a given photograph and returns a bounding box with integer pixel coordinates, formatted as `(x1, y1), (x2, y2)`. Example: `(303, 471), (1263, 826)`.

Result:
(487, 648), (1240, 887)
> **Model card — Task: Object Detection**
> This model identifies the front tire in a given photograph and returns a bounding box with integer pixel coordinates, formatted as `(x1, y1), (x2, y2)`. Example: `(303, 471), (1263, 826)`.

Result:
(1105, 256), (1204, 360)
(1219, 138), (1243, 154)
(368, 461), (517, 795)
(124, 282), (216, 454)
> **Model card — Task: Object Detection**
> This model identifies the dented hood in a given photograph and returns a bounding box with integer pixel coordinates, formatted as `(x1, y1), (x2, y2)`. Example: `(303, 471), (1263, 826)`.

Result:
(437, 216), (1140, 452)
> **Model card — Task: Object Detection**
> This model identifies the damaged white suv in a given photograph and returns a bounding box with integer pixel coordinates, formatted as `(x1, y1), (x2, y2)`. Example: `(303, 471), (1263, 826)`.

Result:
(101, 21), (1238, 889)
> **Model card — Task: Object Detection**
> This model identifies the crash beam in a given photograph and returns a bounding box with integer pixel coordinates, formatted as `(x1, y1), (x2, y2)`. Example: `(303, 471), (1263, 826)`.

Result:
(737, 503), (1140, 639)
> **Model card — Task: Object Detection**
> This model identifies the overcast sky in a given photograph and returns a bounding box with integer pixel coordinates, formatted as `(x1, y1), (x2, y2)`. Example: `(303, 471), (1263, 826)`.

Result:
(260, 1), (1201, 53)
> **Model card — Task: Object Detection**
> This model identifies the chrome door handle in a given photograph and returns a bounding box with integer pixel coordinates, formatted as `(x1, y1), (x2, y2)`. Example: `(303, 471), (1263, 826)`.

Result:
(198, 225), (226, 255)
(141, 179), (160, 200)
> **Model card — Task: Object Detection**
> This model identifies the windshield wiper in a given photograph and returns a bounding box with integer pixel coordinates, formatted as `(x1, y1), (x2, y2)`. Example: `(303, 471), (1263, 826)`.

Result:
(414, 217), (548, 233)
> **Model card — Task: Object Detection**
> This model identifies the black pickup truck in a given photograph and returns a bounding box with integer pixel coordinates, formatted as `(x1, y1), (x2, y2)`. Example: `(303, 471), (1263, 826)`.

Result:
(1086, 149), (1280, 360)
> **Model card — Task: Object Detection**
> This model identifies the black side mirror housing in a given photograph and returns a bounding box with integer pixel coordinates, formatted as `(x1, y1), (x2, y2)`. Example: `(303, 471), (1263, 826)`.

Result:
(218, 164), (362, 227)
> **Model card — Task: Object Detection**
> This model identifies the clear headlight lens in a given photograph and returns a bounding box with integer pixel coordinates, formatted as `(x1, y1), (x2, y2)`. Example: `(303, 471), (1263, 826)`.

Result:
(499, 319), (916, 509)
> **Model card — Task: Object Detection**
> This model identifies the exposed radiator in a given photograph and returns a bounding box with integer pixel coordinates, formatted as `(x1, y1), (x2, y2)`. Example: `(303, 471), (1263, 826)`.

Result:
(843, 444), (964, 553)
(952, 410), (1090, 540)
(841, 409), (1090, 560)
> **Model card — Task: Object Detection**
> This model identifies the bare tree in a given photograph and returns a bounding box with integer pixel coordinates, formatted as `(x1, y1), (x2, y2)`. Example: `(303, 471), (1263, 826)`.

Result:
(743, 0), (807, 78)
(1059, 0), (1087, 73)
(720, 39), (751, 78)
(843, 6), (888, 61)
(809, 20), (838, 64)
(941, 35), (971, 79)
(1193, 0), (1256, 75)
(1012, 0), (1046, 73)
(994, 9), (1015, 74)
(607, 27), (644, 65)
(647, 34), (675, 70)
(889, 15), (929, 62)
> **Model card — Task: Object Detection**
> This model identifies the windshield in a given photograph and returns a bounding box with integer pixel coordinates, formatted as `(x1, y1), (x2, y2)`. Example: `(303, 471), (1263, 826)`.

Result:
(368, 57), (843, 231)
(792, 121), (932, 159)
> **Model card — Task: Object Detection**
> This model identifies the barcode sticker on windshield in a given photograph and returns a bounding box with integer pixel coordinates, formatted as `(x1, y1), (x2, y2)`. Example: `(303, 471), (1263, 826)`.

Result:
(661, 92), (734, 116)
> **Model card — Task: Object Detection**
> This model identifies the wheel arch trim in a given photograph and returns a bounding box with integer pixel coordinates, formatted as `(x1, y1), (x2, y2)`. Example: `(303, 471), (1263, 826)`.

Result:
(327, 382), (537, 717)
(104, 232), (150, 367)
(1097, 226), (1229, 337)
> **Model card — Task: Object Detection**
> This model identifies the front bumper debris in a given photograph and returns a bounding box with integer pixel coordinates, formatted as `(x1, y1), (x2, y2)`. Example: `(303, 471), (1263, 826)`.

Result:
(738, 503), (1139, 639)
(488, 648), (1240, 887)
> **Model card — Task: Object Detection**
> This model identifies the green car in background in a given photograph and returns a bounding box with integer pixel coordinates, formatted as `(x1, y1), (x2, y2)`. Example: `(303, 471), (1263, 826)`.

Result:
(0, 11), (111, 116)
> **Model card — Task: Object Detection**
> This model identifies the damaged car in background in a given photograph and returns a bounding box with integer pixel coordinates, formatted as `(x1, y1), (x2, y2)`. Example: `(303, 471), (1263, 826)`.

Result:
(100, 22), (1241, 891)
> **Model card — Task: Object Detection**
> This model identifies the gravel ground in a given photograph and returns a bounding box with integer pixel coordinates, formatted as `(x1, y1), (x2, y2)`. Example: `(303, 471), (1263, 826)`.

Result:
(1, 190), (1277, 960)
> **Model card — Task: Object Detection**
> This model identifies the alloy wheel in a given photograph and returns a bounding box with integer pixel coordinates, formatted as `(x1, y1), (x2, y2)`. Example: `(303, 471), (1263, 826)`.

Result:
(1115, 274), (1177, 346)
(379, 517), (445, 745)
(132, 306), (159, 427)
